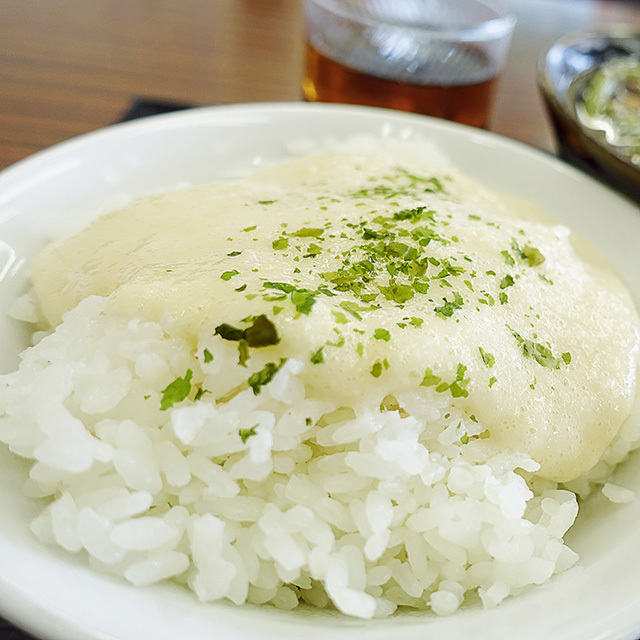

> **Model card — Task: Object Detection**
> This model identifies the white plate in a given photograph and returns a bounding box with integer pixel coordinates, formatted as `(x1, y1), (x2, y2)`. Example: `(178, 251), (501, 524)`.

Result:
(1, 103), (639, 640)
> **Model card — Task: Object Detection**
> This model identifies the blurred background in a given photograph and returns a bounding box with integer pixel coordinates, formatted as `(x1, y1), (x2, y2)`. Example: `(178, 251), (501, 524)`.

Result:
(1, 0), (638, 172)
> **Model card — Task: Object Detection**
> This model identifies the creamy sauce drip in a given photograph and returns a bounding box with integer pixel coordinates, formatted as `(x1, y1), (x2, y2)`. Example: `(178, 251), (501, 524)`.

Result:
(31, 152), (640, 482)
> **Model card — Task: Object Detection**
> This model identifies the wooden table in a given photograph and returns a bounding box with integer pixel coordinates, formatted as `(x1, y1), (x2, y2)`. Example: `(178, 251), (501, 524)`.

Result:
(1, 0), (639, 173)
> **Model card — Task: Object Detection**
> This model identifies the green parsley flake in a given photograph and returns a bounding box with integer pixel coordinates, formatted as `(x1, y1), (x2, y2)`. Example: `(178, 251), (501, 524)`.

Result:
(238, 339), (250, 367)
(489, 376), (497, 388)
(356, 342), (364, 357)
(421, 364), (469, 398)
(370, 361), (384, 378)
(272, 238), (289, 250)
(460, 434), (470, 445)
(379, 283), (414, 304)
(305, 243), (323, 257)
(248, 359), (287, 395)
(221, 270), (239, 281)
(374, 328), (391, 341)
(214, 323), (244, 341)
(160, 369), (193, 411)
(501, 250), (515, 266)
(227, 251), (242, 257)
(264, 282), (316, 315)
(413, 281), (430, 294)
(243, 315), (280, 347)
(435, 259), (465, 279)
(327, 329), (345, 348)
(512, 240), (546, 267)
(259, 200), (277, 205)
(239, 426), (258, 443)
(291, 227), (324, 238)
(500, 275), (515, 289)
(194, 387), (211, 402)
(340, 301), (363, 320)
(511, 330), (570, 369)
(242, 225), (257, 232)
(523, 247), (544, 265)
(479, 347), (495, 368)
(291, 290), (316, 314)
(263, 281), (294, 293)
(203, 348), (214, 364)
(310, 347), (325, 364)
(448, 363), (470, 398)
(434, 292), (463, 318)
(499, 292), (509, 304)
(332, 310), (349, 324)
(393, 206), (435, 223)
(420, 367), (441, 387)
(215, 315), (281, 348)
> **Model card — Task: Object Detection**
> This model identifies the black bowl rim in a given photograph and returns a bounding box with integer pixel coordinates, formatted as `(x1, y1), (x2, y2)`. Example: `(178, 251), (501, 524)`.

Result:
(536, 28), (640, 175)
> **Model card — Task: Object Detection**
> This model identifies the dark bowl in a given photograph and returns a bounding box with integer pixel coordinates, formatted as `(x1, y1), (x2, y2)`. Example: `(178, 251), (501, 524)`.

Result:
(537, 30), (640, 203)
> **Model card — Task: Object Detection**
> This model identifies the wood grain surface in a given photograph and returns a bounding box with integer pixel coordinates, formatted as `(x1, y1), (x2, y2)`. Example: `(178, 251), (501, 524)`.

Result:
(1, 0), (638, 171)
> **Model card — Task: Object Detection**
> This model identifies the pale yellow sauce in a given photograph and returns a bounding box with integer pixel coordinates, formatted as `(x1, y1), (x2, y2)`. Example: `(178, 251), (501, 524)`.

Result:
(30, 152), (640, 482)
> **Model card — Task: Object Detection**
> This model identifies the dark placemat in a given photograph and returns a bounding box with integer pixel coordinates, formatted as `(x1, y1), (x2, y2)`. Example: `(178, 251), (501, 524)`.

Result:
(0, 617), (40, 640)
(0, 95), (194, 640)
(117, 97), (196, 122)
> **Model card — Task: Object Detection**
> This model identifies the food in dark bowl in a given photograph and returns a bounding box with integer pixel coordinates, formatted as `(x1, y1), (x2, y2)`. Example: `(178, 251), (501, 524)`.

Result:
(537, 30), (640, 203)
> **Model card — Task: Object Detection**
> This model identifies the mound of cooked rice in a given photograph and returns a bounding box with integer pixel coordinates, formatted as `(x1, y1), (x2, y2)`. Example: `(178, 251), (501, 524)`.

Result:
(0, 295), (582, 617)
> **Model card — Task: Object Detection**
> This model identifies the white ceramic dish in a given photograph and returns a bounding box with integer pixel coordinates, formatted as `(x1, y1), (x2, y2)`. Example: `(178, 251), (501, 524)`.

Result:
(1, 103), (639, 640)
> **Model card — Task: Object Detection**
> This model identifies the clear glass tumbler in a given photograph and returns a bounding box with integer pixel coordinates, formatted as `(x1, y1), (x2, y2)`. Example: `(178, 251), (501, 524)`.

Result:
(302, 0), (516, 128)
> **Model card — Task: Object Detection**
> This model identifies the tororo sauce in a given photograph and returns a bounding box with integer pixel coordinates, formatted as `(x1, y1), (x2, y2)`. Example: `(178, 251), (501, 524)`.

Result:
(31, 152), (640, 482)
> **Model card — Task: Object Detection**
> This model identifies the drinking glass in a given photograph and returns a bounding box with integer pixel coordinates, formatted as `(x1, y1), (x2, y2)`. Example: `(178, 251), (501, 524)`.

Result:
(302, 0), (516, 128)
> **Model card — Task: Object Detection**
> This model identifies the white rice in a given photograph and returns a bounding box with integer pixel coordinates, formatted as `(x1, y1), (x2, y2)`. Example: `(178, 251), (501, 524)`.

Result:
(3, 291), (635, 619)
